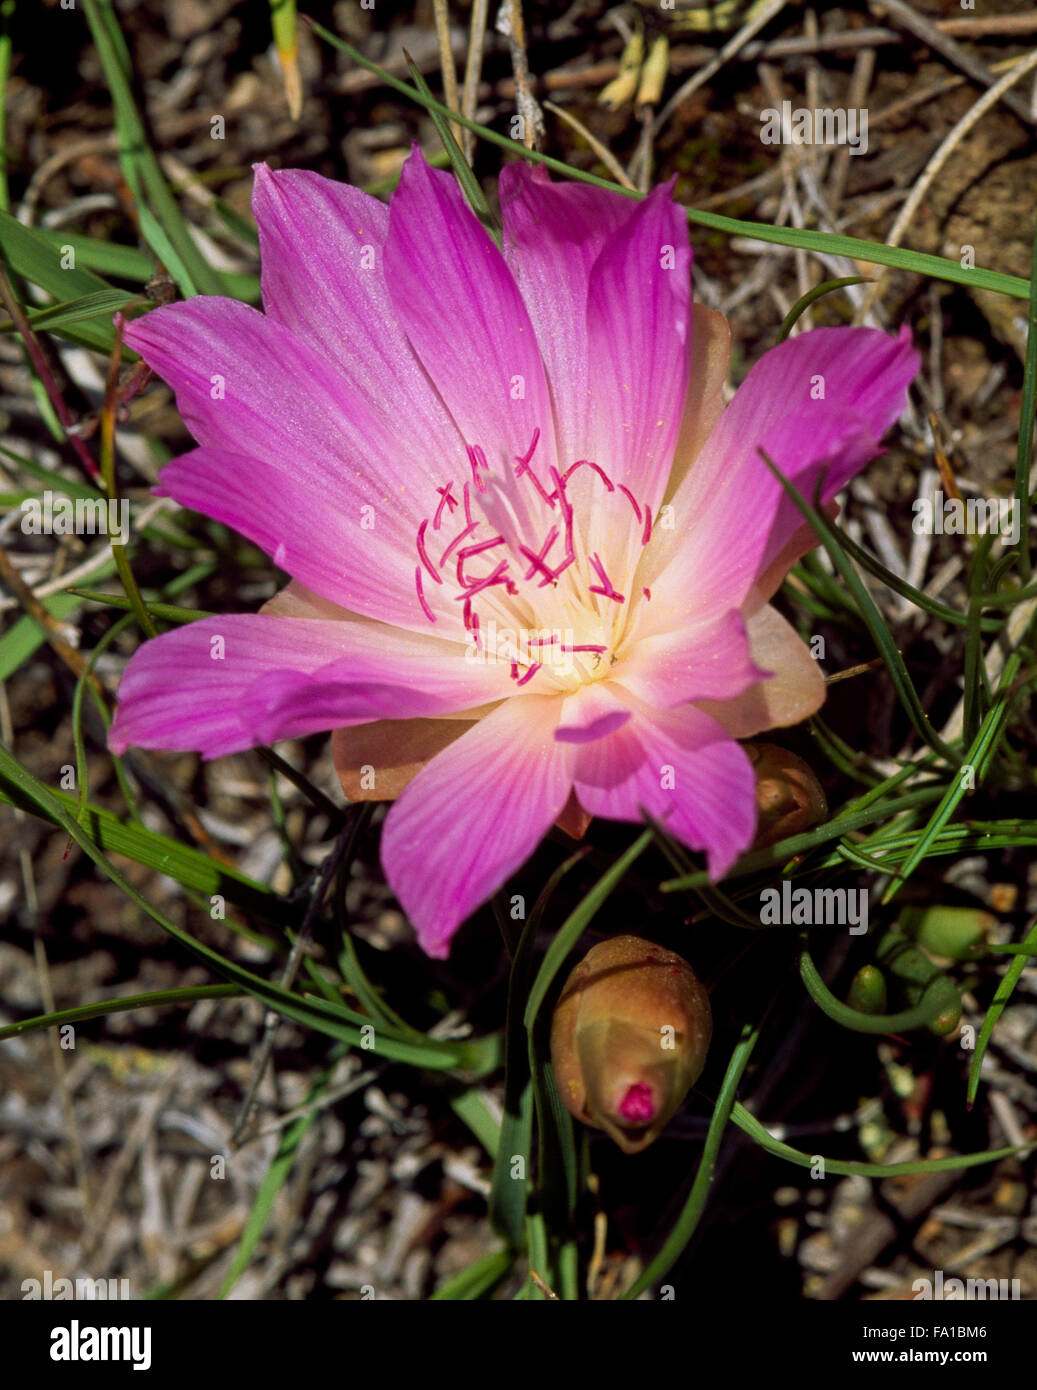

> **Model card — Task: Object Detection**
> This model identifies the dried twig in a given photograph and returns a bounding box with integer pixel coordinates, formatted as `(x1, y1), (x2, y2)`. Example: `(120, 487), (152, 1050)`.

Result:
(856, 47), (1037, 324)
(497, 0), (544, 150)
(869, 0), (1036, 127)
(431, 0), (462, 149)
(460, 0), (490, 164)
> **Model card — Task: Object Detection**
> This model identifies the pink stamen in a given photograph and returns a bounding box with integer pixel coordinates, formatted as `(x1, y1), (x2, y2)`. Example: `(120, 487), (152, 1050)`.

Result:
(514, 662), (541, 687)
(549, 552), (576, 581)
(416, 519), (442, 585)
(588, 552), (625, 603)
(618, 1083), (656, 1124)
(433, 484), (458, 531)
(514, 428), (541, 469)
(518, 545), (556, 584)
(571, 644), (608, 654)
(642, 505), (653, 545)
(546, 467), (577, 581)
(467, 443), (488, 493)
(456, 535), (505, 587)
(414, 567), (436, 623)
(618, 484), (642, 522)
(514, 428), (555, 506)
(456, 560), (509, 599)
(440, 520), (477, 568)
(549, 468), (573, 524)
(518, 524), (560, 583)
(561, 459), (614, 492)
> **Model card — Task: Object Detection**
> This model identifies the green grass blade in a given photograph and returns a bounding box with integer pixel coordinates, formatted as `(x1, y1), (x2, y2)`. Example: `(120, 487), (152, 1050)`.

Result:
(307, 19), (1030, 302)
(622, 1018), (759, 1299)
(731, 1102), (1035, 1175)
(967, 914), (1037, 1106)
(798, 939), (957, 1034)
(759, 450), (958, 763)
(0, 984), (240, 1041)
(1014, 217), (1037, 582)
(777, 276), (871, 341)
(404, 53), (498, 235)
(523, 830), (653, 1032)
(81, 0), (226, 298)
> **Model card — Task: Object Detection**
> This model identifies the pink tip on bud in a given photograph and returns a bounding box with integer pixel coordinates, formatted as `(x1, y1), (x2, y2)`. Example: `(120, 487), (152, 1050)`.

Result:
(618, 1083), (656, 1124)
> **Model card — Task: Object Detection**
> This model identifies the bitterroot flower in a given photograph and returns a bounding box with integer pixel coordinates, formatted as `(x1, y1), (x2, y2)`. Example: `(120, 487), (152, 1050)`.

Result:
(109, 149), (919, 958)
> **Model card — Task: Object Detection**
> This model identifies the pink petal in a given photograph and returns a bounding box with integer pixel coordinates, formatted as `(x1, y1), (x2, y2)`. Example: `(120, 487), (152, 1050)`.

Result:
(123, 299), (449, 630)
(499, 164), (641, 468)
(572, 691), (757, 877)
(697, 603), (826, 738)
(646, 326), (919, 612)
(109, 615), (513, 758)
(582, 182), (692, 510)
(384, 148), (558, 479)
(251, 165), (466, 476)
(381, 695), (574, 957)
(664, 304), (731, 500)
(156, 446), (455, 635)
(556, 682), (632, 743)
(611, 607), (765, 708)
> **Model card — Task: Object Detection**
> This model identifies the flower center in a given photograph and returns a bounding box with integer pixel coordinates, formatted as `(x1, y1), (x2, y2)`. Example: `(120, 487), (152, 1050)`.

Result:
(617, 1082), (657, 1124)
(412, 431), (653, 693)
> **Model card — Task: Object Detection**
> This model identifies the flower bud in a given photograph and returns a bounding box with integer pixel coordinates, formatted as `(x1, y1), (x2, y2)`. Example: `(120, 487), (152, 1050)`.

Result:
(847, 964), (887, 1015)
(898, 904), (991, 962)
(549, 935), (712, 1154)
(747, 742), (828, 849)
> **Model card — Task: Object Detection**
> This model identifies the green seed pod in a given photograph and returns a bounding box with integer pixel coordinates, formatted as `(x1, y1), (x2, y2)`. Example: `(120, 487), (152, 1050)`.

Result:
(876, 929), (963, 1036)
(550, 935), (712, 1155)
(898, 905), (991, 961)
(847, 964), (887, 1015)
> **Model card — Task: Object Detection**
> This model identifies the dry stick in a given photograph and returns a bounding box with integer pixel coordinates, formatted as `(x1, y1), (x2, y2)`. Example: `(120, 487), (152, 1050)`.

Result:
(0, 541), (97, 687)
(497, 13), (1037, 100)
(0, 683), (94, 1222)
(826, 46), (876, 213)
(460, 0), (490, 165)
(0, 498), (168, 614)
(229, 823), (359, 1146)
(498, 0), (543, 150)
(0, 261), (100, 483)
(855, 46), (1037, 325)
(543, 101), (634, 189)
(431, 0), (463, 150)
(631, 35), (669, 193)
(758, 62), (814, 320)
(79, 1073), (179, 1263)
(651, 0), (790, 137)
(699, 55), (1019, 212)
(870, 0), (1036, 128)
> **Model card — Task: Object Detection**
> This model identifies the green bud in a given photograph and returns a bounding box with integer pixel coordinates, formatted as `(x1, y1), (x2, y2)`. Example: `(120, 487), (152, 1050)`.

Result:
(898, 905), (991, 961)
(847, 964), (887, 1014)
(876, 929), (963, 1036)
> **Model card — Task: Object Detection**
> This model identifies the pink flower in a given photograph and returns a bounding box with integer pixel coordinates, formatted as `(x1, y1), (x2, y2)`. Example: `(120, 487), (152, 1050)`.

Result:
(109, 150), (919, 958)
